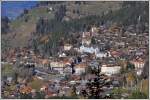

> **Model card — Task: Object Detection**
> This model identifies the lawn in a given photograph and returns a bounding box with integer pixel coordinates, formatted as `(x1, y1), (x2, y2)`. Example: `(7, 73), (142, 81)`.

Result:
(1, 64), (14, 78)
(10, 6), (54, 29)
(28, 78), (45, 91)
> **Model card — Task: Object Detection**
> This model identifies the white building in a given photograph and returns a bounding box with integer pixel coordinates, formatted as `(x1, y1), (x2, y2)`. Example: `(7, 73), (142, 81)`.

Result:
(50, 61), (65, 74)
(80, 45), (111, 58)
(96, 51), (111, 58)
(101, 64), (121, 76)
(64, 44), (72, 51)
(130, 58), (145, 69)
(50, 59), (72, 74)
(75, 63), (87, 75)
(79, 45), (99, 54)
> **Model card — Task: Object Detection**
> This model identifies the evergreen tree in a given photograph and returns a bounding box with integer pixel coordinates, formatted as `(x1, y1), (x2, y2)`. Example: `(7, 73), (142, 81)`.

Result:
(1, 16), (10, 34)
(70, 85), (77, 97)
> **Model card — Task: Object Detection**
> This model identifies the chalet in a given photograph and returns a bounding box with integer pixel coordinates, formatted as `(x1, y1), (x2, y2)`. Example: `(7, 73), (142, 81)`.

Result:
(19, 85), (32, 94)
(75, 63), (87, 75)
(139, 47), (147, 53)
(50, 59), (72, 74)
(110, 50), (121, 58)
(135, 51), (144, 56)
(50, 61), (65, 74)
(130, 58), (145, 69)
(39, 59), (50, 67)
(64, 66), (72, 74)
(81, 54), (92, 62)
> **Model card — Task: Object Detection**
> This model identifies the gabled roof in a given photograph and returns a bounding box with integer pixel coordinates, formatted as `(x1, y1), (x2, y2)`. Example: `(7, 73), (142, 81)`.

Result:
(75, 63), (87, 68)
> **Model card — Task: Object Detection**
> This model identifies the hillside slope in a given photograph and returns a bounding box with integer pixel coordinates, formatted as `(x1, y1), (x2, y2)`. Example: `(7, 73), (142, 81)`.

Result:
(2, 1), (122, 50)
(2, 1), (148, 55)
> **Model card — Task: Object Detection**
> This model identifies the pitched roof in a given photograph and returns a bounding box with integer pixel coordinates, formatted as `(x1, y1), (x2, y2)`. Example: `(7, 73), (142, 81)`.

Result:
(75, 63), (87, 68)
(19, 86), (32, 94)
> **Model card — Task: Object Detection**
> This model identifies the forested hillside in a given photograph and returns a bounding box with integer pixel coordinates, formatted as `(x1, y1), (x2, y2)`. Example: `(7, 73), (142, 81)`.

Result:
(31, 1), (149, 56)
(1, 1), (149, 57)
